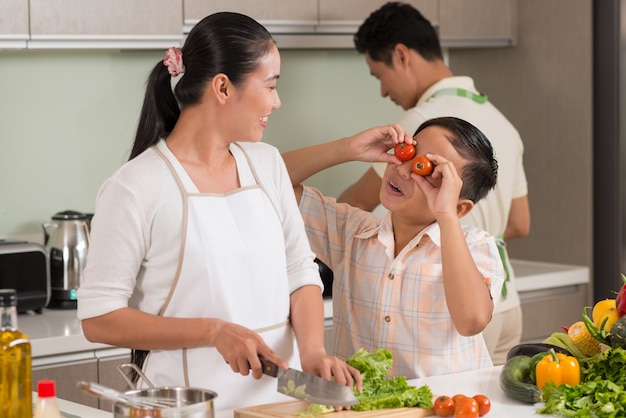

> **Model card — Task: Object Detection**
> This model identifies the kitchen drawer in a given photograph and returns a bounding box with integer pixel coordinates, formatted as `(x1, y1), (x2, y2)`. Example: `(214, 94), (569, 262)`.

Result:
(32, 352), (99, 408)
(519, 283), (589, 342)
(96, 348), (132, 411)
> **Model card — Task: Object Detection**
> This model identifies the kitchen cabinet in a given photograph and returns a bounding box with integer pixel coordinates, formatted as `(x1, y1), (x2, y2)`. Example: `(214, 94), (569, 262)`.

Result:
(318, 0), (437, 26)
(184, 0), (513, 49)
(31, 348), (131, 411)
(519, 284), (589, 342)
(32, 351), (99, 408)
(96, 349), (132, 411)
(182, 0), (319, 41)
(0, 0), (29, 48)
(28, 0), (184, 49)
(512, 260), (590, 343)
(20, 309), (134, 411)
(183, 0), (436, 28)
(183, 0), (318, 23)
(439, 0), (516, 47)
(1, 0), (515, 50)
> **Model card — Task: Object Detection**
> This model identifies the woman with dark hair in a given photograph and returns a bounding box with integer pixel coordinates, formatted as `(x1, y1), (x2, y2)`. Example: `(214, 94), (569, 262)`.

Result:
(77, 12), (360, 410)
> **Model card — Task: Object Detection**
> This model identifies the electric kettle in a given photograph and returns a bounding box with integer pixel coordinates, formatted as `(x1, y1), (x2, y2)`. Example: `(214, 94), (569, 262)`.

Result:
(42, 210), (91, 309)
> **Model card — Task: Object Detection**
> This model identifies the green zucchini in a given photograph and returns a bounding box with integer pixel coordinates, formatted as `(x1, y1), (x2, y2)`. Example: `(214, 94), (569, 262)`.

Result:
(528, 352), (549, 384)
(499, 355), (543, 404)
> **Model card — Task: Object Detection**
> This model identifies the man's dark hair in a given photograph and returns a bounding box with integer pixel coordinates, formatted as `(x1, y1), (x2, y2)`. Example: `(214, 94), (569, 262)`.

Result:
(354, 2), (443, 66)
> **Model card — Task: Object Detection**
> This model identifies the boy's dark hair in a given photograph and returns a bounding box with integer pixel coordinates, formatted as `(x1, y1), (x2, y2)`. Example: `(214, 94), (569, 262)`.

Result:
(130, 12), (275, 160)
(415, 117), (498, 203)
(353, 1), (442, 66)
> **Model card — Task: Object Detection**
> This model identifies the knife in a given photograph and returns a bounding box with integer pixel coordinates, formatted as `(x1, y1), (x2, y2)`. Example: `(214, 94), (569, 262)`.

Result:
(259, 357), (359, 406)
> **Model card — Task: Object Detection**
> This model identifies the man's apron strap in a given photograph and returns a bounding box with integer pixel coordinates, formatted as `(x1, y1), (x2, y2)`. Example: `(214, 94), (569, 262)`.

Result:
(495, 235), (509, 298)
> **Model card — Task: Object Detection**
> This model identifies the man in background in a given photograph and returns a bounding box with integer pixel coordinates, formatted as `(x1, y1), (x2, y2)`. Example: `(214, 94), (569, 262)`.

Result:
(337, 1), (530, 365)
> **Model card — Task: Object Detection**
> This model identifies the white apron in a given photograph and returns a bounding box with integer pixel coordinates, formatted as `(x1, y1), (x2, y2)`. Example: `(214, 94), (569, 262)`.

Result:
(142, 143), (300, 410)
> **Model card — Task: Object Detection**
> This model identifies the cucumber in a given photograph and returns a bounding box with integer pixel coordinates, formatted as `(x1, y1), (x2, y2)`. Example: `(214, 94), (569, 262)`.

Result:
(528, 352), (549, 384)
(499, 355), (543, 404)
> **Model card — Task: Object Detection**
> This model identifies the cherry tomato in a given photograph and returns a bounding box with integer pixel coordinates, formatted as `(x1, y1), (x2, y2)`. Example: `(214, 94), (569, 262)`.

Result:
(394, 143), (416, 162)
(454, 397), (479, 418)
(433, 395), (455, 417)
(472, 394), (491, 416)
(412, 156), (433, 176)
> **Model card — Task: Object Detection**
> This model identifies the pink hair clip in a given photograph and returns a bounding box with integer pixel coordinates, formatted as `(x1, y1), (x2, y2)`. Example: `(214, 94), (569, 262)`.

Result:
(163, 47), (185, 77)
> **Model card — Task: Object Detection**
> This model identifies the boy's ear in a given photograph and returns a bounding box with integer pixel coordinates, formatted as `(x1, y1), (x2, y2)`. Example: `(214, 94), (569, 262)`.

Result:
(456, 198), (474, 218)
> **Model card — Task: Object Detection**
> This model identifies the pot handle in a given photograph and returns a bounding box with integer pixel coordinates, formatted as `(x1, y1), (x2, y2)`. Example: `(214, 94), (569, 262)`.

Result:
(118, 363), (156, 390)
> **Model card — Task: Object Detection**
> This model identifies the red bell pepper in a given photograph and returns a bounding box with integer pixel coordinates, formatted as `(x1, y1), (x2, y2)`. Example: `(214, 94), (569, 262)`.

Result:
(617, 273), (626, 317)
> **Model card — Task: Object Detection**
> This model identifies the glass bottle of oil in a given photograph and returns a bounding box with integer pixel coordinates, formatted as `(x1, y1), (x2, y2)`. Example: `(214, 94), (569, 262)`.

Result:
(0, 289), (32, 418)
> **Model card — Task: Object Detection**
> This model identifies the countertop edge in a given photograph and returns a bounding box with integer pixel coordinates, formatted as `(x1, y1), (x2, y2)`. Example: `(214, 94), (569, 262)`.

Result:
(511, 259), (589, 292)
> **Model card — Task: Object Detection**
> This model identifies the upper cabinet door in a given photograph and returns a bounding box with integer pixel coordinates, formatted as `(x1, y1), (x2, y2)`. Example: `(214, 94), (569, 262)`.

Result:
(182, 0), (320, 48)
(183, 0), (318, 30)
(29, 0), (184, 49)
(0, 0), (29, 48)
(438, 0), (516, 47)
(318, 0), (438, 27)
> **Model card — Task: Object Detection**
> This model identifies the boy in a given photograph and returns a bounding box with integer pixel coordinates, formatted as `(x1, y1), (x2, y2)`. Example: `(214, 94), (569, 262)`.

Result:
(282, 117), (505, 378)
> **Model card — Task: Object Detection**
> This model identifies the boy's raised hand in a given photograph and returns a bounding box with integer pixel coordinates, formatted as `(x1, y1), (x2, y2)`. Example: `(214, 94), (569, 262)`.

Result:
(346, 124), (414, 164)
(412, 153), (464, 219)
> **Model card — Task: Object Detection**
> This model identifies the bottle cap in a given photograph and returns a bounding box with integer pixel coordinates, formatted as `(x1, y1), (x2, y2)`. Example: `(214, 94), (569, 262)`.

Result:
(0, 289), (17, 307)
(37, 380), (57, 398)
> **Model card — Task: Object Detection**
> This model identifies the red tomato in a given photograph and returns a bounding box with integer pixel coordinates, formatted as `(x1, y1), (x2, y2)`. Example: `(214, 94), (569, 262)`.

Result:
(472, 394), (491, 416)
(412, 156), (433, 176)
(433, 395), (455, 417)
(454, 397), (479, 418)
(394, 143), (416, 162)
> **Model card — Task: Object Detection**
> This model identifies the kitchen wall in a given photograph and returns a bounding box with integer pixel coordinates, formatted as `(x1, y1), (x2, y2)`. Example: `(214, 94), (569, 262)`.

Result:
(0, 49), (400, 240)
(1, 1), (594, 294)
(450, 0), (593, 273)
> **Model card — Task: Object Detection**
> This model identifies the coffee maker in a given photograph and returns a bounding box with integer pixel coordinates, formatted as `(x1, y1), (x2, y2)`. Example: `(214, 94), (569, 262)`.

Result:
(42, 210), (91, 309)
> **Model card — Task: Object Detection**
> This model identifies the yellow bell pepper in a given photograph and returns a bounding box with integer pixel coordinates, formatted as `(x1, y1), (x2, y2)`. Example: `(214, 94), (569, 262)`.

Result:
(535, 348), (580, 390)
(592, 298), (620, 331)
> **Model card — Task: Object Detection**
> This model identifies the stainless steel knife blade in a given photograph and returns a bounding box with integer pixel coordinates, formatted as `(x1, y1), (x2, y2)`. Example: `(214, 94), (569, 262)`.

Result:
(259, 357), (359, 406)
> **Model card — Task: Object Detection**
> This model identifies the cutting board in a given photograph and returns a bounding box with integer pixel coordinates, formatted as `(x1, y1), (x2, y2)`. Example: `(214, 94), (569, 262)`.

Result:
(234, 400), (435, 418)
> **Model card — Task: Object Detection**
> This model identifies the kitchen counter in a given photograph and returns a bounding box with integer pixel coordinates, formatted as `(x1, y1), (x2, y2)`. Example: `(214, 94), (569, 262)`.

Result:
(50, 365), (541, 418)
(510, 259), (589, 292)
(18, 308), (117, 358)
(214, 365), (540, 418)
(410, 365), (538, 417)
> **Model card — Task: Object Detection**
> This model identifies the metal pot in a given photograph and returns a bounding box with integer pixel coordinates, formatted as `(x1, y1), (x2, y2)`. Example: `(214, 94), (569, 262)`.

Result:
(113, 387), (217, 418)
(113, 364), (218, 418)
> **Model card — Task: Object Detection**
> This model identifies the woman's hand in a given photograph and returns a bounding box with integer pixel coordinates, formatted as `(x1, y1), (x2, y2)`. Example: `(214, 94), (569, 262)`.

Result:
(213, 320), (289, 379)
(300, 351), (363, 410)
(345, 124), (414, 164)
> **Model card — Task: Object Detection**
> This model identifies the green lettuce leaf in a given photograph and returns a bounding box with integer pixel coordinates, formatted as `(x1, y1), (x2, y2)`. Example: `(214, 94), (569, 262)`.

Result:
(346, 348), (433, 411)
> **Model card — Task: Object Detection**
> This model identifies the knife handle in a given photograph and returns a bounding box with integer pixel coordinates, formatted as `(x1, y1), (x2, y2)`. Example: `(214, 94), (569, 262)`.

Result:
(259, 357), (279, 377)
